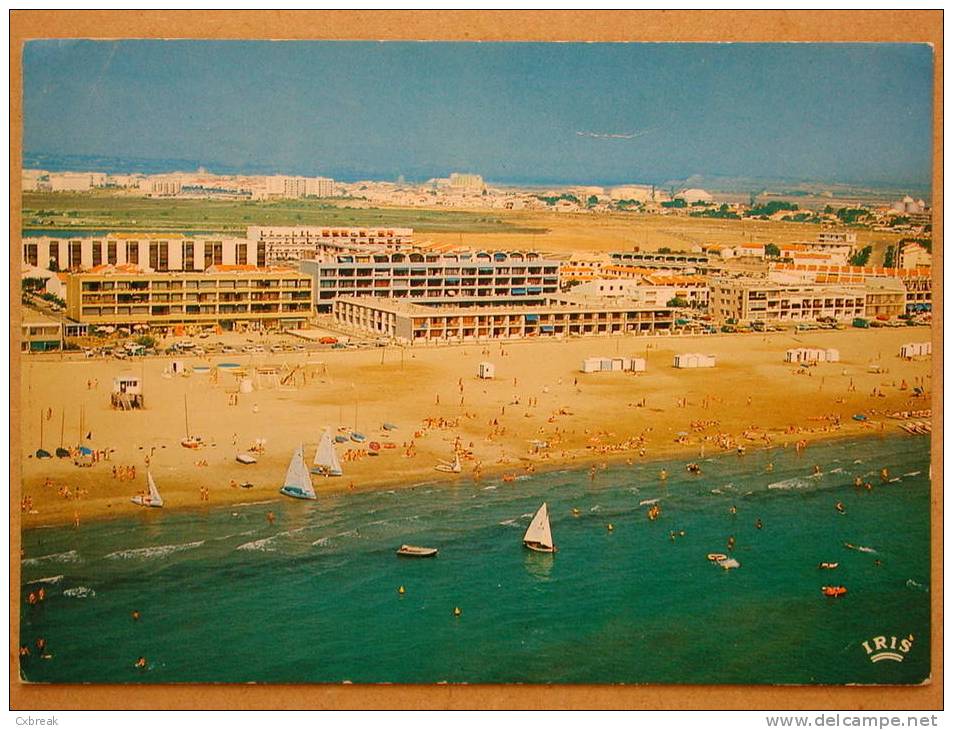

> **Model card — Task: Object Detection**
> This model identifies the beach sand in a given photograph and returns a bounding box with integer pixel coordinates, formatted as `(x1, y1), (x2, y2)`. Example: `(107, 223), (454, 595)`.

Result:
(17, 327), (932, 527)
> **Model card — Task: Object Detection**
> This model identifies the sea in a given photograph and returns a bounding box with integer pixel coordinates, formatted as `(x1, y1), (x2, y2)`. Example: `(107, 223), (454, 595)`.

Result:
(19, 434), (931, 685)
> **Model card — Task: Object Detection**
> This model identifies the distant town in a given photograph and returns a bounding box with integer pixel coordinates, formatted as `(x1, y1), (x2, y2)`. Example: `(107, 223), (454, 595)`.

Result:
(19, 166), (932, 355)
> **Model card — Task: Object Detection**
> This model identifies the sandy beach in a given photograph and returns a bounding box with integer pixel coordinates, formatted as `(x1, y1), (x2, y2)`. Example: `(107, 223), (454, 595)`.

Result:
(17, 327), (933, 527)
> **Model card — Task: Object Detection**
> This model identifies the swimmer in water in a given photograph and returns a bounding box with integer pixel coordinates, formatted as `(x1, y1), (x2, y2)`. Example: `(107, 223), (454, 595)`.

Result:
(266, 511), (276, 525)
(727, 535), (736, 551)
(813, 465), (822, 475)
(755, 518), (763, 530)
(659, 469), (668, 481)
(135, 657), (147, 669)
(729, 505), (737, 516)
(835, 501), (846, 514)
(854, 476), (863, 488)
(766, 463), (774, 472)
(131, 610), (141, 621)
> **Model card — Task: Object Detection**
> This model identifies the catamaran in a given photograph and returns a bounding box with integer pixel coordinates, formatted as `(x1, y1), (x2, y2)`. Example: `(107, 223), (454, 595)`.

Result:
(280, 445), (316, 500)
(311, 429), (343, 477)
(435, 451), (462, 474)
(523, 502), (556, 553)
(180, 394), (202, 449)
(131, 471), (164, 508)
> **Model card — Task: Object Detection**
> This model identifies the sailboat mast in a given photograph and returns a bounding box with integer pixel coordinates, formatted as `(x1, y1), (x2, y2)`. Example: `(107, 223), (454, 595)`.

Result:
(39, 409), (44, 449)
(184, 394), (191, 438)
(60, 412), (65, 449)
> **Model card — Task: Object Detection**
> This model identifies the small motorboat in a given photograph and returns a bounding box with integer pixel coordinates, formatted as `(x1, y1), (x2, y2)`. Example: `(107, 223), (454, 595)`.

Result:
(818, 562), (839, 569)
(236, 453), (258, 465)
(351, 432), (367, 443)
(852, 414), (868, 422)
(239, 482), (254, 489)
(334, 435), (349, 444)
(396, 544), (438, 558)
(382, 422), (398, 431)
(821, 585), (848, 598)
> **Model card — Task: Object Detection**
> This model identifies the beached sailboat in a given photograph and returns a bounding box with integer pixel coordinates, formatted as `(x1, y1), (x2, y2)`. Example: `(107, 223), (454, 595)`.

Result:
(55, 412), (70, 458)
(36, 409), (51, 459)
(435, 451), (462, 474)
(311, 429), (343, 477)
(131, 470), (164, 508)
(280, 445), (316, 500)
(180, 394), (202, 449)
(523, 502), (556, 553)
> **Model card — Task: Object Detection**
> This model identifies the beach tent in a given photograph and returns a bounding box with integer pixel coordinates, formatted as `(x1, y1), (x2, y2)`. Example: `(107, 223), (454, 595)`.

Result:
(170, 359), (186, 375)
(627, 357), (647, 372)
(900, 342), (931, 358)
(581, 357), (602, 373)
(673, 353), (716, 369)
(478, 362), (495, 379)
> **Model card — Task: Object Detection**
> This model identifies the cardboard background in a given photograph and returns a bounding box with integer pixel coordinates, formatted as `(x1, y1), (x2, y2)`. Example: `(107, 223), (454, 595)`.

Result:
(8, 9), (943, 710)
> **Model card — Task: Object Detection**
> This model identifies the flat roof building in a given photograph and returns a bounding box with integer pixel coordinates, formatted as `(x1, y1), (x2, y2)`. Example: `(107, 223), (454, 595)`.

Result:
(300, 249), (560, 312)
(332, 295), (674, 344)
(247, 226), (414, 264)
(64, 266), (312, 330)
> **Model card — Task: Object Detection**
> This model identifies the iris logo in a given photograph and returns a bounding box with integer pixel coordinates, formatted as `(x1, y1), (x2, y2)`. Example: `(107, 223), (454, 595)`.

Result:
(861, 633), (915, 663)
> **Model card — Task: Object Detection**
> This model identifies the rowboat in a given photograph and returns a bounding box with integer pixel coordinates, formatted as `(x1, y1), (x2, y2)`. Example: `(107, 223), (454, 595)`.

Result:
(396, 545), (438, 558)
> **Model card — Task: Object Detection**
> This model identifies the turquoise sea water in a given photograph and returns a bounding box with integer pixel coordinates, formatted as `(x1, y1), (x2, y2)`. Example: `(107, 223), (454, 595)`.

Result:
(20, 435), (931, 685)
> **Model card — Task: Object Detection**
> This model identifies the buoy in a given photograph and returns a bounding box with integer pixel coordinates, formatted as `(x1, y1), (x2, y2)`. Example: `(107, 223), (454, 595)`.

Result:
(453, 606), (462, 617)
(397, 585), (406, 595)
(571, 507), (580, 516)
(131, 610), (141, 621)
(607, 523), (614, 532)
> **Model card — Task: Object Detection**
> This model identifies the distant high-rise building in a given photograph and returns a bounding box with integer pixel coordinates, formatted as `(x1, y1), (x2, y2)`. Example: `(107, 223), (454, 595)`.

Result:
(448, 173), (485, 193)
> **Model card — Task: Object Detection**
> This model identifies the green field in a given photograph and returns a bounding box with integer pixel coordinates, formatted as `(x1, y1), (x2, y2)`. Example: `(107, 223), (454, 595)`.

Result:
(21, 192), (547, 235)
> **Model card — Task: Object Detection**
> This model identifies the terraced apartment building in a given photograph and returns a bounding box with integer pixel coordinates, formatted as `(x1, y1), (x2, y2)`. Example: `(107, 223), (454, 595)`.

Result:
(300, 249), (561, 312)
(332, 294), (674, 344)
(64, 265), (313, 330)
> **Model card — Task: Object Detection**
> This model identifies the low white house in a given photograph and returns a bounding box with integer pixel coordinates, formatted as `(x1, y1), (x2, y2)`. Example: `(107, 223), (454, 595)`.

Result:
(785, 347), (840, 364)
(900, 342), (932, 358)
(581, 356), (646, 373)
(673, 353), (716, 369)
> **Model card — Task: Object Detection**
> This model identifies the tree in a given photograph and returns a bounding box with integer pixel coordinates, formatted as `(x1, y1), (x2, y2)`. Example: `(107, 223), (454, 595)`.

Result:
(658, 247), (672, 254)
(764, 243), (781, 258)
(48, 258), (59, 272)
(587, 195), (599, 208)
(22, 276), (48, 293)
(850, 246), (873, 267)
(883, 245), (897, 268)
(667, 297), (689, 308)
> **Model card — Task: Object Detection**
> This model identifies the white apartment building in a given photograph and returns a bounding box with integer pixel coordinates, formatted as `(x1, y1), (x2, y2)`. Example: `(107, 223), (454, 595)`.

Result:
(247, 225), (414, 263)
(263, 175), (335, 199)
(300, 249), (561, 312)
(22, 234), (263, 273)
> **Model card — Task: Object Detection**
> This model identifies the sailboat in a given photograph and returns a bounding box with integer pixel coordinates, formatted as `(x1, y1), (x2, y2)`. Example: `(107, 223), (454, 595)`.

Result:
(435, 451), (462, 474)
(280, 444), (316, 500)
(523, 502), (557, 553)
(181, 394), (202, 449)
(131, 470), (164, 508)
(36, 409), (51, 459)
(311, 429), (343, 477)
(55, 412), (70, 458)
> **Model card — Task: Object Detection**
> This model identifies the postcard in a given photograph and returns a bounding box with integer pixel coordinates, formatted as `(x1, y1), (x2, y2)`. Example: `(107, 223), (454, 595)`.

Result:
(10, 10), (941, 711)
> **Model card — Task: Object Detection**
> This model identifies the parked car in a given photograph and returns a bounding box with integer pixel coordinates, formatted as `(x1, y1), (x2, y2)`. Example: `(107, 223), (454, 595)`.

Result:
(319, 336), (338, 345)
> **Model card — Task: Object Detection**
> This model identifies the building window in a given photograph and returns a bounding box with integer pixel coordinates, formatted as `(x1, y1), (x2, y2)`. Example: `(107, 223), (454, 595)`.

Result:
(69, 242), (82, 270)
(237, 244), (247, 265)
(126, 242), (139, 264)
(149, 243), (159, 271)
(183, 243), (194, 270)
(24, 243), (38, 266)
(92, 241), (102, 267)
(257, 242), (266, 267)
(158, 242), (169, 271)
(107, 242), (117, 264)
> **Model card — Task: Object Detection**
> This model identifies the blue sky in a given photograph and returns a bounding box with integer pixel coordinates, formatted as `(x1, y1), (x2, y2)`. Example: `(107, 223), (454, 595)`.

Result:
(23, 41), (934, 187)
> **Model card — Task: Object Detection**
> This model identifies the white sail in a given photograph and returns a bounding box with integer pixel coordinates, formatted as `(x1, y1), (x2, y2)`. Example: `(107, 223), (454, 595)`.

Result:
(285, 445), (316, 498)
(313, 429), (343, 476)
(523, 502), (553, 548)
(147, 471), (163, 507)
